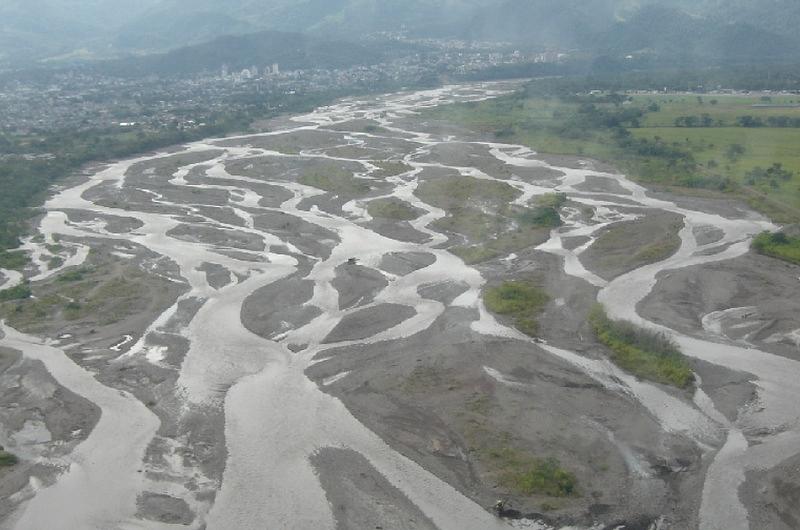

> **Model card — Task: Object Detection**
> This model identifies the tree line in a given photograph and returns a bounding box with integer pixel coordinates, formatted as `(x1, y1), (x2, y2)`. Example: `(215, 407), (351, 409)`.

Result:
(674, 115), (800, 128)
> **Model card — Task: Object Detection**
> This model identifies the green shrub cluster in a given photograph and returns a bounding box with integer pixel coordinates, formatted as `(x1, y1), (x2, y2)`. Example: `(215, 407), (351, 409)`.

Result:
(516, 206), (562, 228)
(744, 163), (794, 189)
(489, 447), (577, 497)
(535, 192), (568, 209)
(752, 231), (800, 265)
(58, 268), (91, 282)
(0, 449), (18, 467)
(0, 251), (29, 271)
(0, 283), (32, 302)
(371, 161), (412, 178)
(484, 281), (549, 336)
(589, 304), (694, 388)
(367, 198), (419, 220)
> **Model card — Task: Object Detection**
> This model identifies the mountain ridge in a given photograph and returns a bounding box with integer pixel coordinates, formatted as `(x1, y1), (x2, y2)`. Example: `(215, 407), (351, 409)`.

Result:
(2, 0), (799, 68)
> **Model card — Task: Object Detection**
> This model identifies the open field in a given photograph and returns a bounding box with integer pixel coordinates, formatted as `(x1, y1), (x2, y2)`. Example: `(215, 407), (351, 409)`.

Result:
(630, 127), (800, 208)
(632, 94), (800, 128)
(427, 90), (800, 223)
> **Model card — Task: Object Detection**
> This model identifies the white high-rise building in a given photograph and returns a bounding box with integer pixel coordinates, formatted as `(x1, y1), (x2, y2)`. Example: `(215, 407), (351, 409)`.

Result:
(272, 63), (280, 75)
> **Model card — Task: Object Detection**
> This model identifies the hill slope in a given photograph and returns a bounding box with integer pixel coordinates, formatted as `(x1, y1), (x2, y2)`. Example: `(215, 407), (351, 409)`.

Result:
(2, 0), (800, 67)
(91, 30), (384, 77)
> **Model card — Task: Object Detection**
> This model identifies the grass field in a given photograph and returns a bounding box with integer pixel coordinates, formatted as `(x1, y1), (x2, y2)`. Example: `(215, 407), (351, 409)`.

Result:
(632, 94), (800, 127)
(433, 97), (619, 160)
(630, 127), (800, 212)
(428, 91), (800, 223)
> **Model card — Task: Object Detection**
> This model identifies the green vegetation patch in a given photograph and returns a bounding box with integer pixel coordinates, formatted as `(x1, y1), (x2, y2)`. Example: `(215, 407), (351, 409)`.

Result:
(432, 208), (501, 242)
(491, 448), (578, 497)
(484, 281), (549, 336)
(451, 225), (551, 265)
(363, 124), (388, 134)
(446, 199), (564, 264)
(416, 175), (520, 210)
(426, 78), (800, 223)
(535, 192), (568, 209)
(517, 206), (562, 229)
(367, 198), (419, 220)
(299, 170), (371, 196)
(2, 259), (150, 331)
(633, 239), (682, 264)
(0, 251), (29, 271)
(451, 245), (502, 264)
(72, 277), (141, 325)
(402, 365), (446, 393)
(584, 213), (683, 277)
(58, 267), (93, 282)
(416, 175), (555, 261)
(371, 161), (413, 178)
(752, 231), (800, 265)
(0, 450), (18, 467)
(0, 283), (32, 302)
(465, 417), (578, 499)
(589, 305), (694, 388)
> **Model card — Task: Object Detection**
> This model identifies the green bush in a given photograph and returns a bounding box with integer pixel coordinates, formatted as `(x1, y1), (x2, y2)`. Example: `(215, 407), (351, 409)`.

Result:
(535, 192), (568, 209)
(589, 304), (694, 388)
(363, 124), (385, 134)
(489, 447), (577, 497)
(510, 457), (578, 497)
(752, 231), (800, 265)
(58, 268), (90, 282)
(484, 281), (549, 336)
(367, 198), (418, 220)
(517, 206), (562, 228)
(0, 283), (32, 302)
(0, 251), (29, 271)
(0, 450), (18, 467)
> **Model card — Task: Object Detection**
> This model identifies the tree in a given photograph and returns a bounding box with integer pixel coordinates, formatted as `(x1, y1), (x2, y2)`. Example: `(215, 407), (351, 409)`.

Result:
(772, 232), (789, 245)
(737, 115), (764, 127)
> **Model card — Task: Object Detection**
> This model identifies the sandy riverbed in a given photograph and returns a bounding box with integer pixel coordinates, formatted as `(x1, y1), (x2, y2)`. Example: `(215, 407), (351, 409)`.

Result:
(0, 81), (797, 530)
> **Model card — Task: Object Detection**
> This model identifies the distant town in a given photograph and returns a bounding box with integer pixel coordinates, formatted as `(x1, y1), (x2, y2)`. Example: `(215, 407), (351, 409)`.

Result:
(0, 39), (568, 137)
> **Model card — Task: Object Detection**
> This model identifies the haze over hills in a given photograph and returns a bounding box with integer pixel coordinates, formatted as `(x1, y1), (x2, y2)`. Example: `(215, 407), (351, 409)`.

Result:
(0, 0), (160, 64)
(466, 0), (796, 62)
(95, 30), (386, 78)
(2, 0), (800, 68)
(113, 0), (496, 51)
